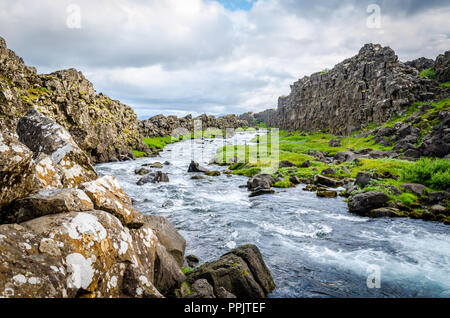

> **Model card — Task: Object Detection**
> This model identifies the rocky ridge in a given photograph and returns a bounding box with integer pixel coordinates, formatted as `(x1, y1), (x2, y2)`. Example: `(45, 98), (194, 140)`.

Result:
(139, 113), (249, 138)
(247, 44), (450, 135)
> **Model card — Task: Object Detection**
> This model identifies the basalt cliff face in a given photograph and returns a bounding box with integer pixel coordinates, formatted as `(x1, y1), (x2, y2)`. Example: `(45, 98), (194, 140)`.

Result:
(251, 44), (449, 135)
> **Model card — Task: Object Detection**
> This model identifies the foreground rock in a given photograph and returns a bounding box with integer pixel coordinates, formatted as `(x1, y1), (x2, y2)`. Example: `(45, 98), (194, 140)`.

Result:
(143, 215), (186, 267)
(1, 189), (94, 224)
(247, 174), (275, 191)
(0, 210), (162, 298)
(81, 176), (144, 228)
(348, 191), (391, 215)
(0, 111), (98, 210)
(184, 244), (275, 298)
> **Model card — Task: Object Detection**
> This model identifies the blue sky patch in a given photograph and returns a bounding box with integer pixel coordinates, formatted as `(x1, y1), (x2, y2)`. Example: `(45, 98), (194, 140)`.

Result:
(214, 0), (257, 11)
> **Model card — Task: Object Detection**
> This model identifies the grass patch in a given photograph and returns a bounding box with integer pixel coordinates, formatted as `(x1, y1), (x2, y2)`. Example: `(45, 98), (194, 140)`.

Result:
(441, 81), (450, 87)
(143, 136), (175, 149)
(419, 68), (436, 80)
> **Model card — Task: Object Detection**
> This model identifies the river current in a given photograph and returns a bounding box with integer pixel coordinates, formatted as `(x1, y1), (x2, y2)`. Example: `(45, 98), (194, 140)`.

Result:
(96, 131), (450, 298)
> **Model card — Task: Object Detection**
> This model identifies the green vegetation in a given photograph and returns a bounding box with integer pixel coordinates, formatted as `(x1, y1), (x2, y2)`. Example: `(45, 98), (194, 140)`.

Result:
(132, 149), (147, 158)
(143, 136), (175, 149)
(401, 158), (450, 191)
(441, 81), (450, 87)
(182, 267), (194, 275)
(320, 68), (331, 75)
(419, 67), (436, 80)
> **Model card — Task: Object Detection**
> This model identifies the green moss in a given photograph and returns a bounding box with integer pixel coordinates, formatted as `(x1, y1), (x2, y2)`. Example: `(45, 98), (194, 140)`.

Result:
(273, 179), (293, 188)
(396, 193), (419, 206)
(441, 81), (450, 87)
(132, 149), (147, 158)
(419, 68), (436, 80)
(143, 136), (175, 149)
(182, 267), (194, 275)
(320, 68), (330, 75)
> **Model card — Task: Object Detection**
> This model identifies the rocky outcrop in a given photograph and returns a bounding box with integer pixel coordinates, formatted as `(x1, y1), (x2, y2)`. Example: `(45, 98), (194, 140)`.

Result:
(139, 113), (250, 138)
(0, 112), (97, 211)
(405, 57), (434, 72)
(185, 245), (275, 298)
(435, 51), (450, 83)
(256, 44), (449, 135)
(0, 36), (144, 163)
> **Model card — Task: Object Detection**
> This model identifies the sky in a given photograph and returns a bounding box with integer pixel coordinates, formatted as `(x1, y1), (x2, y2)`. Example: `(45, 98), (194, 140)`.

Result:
(0, 0), (449, 119)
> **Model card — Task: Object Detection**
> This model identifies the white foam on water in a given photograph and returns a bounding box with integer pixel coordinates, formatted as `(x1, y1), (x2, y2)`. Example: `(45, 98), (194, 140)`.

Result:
(260, 221), (332, 239)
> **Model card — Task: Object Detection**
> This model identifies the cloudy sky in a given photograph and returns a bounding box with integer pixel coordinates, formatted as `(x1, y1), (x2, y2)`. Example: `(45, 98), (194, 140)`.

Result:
(1, 0), (449, 119)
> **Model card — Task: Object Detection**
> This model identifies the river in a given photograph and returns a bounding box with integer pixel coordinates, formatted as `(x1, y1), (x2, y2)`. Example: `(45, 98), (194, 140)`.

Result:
(96, 131), (450, 298)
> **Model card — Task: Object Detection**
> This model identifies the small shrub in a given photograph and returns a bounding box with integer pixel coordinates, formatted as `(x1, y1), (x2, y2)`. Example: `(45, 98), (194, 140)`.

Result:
(419, 68), (436, 80)
(400, 158), (450, 190)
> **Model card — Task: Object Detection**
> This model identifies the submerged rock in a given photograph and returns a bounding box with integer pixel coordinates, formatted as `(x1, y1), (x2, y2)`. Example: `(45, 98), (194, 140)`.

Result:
(137, 171), (170, 185)
(316, 190), (338, 198)
(188, 161), (208, 173)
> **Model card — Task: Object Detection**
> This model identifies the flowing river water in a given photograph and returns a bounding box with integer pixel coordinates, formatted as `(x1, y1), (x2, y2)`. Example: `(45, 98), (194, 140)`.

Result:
(96, 131), (450, 298)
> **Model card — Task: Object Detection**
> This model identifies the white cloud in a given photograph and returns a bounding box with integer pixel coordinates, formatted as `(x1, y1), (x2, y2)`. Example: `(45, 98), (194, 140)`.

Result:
(0, 0), (449, 119)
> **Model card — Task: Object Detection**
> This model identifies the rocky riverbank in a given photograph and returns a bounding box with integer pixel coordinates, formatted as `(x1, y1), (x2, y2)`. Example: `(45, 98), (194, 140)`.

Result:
(0, 35), (273, 299)
(0, 110), (275, 298)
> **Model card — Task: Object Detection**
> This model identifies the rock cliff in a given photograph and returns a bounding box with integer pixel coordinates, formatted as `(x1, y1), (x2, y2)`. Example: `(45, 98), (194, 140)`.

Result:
(0, 36), (147, 163)
(255, 44), (450, 135)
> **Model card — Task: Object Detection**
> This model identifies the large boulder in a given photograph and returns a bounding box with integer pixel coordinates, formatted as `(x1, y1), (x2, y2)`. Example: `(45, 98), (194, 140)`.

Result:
(314, 174), (344, 187)
(0, 210), (162, 298)
(143, 215), (186, 268)
(247, 174), (275, 191)
(355, 172), (372, 188)
(153, 243), (185, 295)
(401, 183), (426, 196)
(1, 189), (94, 224)
(0, 132), (35, 209)
(16, 110), (98, 187)
(81, 176), (144, 229)
(348, 191), (391, 215)
(186, 244), (275, 298)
